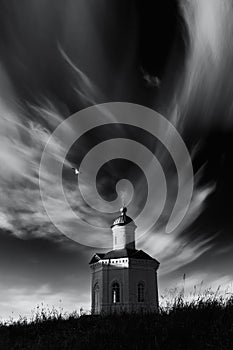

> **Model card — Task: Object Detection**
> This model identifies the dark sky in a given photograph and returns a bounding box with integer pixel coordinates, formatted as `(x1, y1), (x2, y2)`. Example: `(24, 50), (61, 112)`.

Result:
(0, 0), (233, 320)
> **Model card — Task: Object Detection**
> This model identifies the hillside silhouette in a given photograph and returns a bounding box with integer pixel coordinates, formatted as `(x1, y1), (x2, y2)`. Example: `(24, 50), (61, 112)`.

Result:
(0, 294), (232, 350)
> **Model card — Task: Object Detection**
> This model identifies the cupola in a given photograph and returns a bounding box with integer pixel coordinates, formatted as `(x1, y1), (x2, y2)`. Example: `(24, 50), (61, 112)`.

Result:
(111, 207), (136, 250)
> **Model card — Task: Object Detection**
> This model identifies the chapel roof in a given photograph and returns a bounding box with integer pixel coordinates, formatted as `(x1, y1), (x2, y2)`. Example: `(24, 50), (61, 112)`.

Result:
(89, 253), (105, 265)
(89, 249), (159, 265)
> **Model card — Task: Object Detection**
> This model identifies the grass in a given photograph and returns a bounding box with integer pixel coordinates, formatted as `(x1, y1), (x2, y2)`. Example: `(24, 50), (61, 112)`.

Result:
(0, 292), (233, 350)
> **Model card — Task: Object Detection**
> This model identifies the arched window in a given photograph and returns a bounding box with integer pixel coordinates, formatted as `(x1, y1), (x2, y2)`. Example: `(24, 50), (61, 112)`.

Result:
(112, 281), (120, 303)
(138, 282), (145, 302)
(94, 283), (100, 313)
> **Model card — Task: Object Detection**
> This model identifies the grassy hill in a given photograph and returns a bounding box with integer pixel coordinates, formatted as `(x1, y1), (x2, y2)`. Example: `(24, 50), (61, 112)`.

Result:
(0, 296), (232, 350)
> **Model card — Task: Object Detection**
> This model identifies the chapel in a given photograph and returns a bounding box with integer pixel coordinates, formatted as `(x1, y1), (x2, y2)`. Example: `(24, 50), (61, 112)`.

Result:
(89, 207), (159, 314)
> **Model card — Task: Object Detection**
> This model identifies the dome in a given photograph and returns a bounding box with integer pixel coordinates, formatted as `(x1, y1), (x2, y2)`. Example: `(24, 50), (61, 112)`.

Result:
(111, 207), (134, 228)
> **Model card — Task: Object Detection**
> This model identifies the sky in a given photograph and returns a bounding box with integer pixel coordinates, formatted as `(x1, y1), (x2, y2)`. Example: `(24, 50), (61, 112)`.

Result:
(0, 0), (233, 320)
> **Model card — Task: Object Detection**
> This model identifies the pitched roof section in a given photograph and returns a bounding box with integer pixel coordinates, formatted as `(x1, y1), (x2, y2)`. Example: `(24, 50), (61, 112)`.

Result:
(89, 249), (159, 264)
(89, 253), (105, 264)
(104, 248), (134, 259)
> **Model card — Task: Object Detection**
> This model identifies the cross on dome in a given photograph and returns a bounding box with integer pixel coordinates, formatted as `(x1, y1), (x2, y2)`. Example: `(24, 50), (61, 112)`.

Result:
(120, 206), (127, 215)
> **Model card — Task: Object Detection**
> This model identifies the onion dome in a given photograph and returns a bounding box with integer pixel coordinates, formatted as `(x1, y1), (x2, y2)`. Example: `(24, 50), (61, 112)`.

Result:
(111, 207), (134, 228)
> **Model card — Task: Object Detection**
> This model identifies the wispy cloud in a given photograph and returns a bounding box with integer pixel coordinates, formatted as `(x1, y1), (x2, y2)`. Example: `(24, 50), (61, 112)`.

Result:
(179, 0), (233, 126)
(139, 0), (233, 273)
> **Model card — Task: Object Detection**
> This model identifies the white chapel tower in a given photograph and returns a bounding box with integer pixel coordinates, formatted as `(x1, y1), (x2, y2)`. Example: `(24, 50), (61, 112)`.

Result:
(89, 207), (160, 314)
